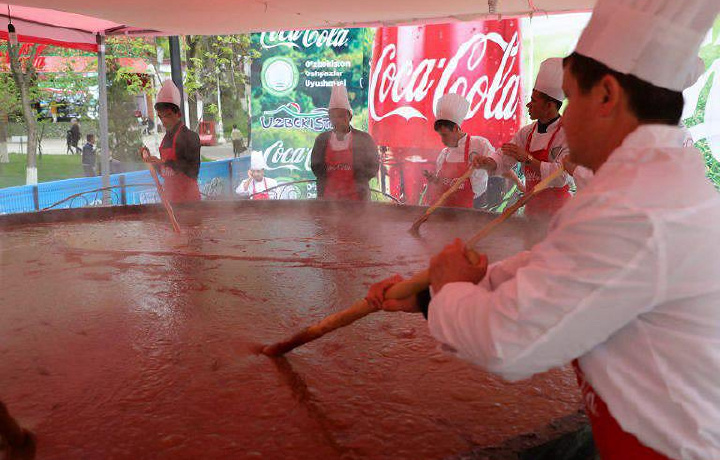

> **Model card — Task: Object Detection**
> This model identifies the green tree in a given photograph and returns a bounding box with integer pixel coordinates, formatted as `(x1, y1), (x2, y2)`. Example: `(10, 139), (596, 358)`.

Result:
(7, 41), (42, 183)
(104, 37), (156, 163)
(185, 35), (257, 136)
(0, 73), (21, 164)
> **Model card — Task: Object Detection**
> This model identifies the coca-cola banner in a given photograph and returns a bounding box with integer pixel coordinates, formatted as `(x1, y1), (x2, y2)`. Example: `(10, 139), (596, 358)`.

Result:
(250, 28), (373, 197)
(369, 20), (523, 152)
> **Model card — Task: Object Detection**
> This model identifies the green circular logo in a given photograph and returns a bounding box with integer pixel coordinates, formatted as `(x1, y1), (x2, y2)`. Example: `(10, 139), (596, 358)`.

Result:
(261, 56), (299, 97)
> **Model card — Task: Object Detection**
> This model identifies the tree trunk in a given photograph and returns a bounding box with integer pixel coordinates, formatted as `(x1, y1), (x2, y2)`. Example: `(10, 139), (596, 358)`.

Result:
(0, 111), (9, 164)
(185, 35), (199, 130)
(8, 42), (39, 184)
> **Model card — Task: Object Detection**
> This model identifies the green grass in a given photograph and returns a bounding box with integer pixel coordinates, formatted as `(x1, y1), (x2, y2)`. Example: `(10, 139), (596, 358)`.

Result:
(0, 153), (218, 189)
(0, 154), (86, 188)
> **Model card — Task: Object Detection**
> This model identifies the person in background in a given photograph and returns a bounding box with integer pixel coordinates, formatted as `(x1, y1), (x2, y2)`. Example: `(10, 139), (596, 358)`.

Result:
(367, 0), (720, 458)
(424, 93), (502, 209)
(231, 124), (246, 158)
(50, 100), (58, 124)
(81, 134), (97, 177)
(498, 58), (573, 217)
(67, 118), (81, 155)
(236, 151), (279, 200)
(311, 85), (379, 201)
(141, 79), (201, 203)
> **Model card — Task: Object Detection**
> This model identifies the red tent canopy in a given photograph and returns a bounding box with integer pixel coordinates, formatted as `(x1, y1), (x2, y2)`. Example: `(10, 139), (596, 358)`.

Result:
(0, 2), (160, 51)
(2, 1), (594, 37)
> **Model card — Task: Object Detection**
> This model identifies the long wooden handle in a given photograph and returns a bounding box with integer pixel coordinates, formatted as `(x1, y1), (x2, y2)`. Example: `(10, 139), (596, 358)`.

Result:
(145, 160), (181, 234)
(410, 166), (475, 232)
(263, 167), (566, 356)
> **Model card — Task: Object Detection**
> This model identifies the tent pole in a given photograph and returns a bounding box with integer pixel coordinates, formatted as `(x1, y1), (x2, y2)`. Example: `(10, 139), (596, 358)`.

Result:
(97, 34), (111, 205)
(168, 36), (186, 125)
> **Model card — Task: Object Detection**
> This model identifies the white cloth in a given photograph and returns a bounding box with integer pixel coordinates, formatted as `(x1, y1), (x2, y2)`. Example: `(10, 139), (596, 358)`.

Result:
(534, 58), (565, 102)
(236, 176), (279, 199)
(436, 134), (501, 198)
(328, 131), (351, 151)
(497, 118), (572, 189)
(428, 125), (720, 460)
(328, 85), (352, 113)
(157, 79), (181, 107)
(435, 93), (470, 127)
(573, 0), (719, 91)
(571, 165), (594, 191)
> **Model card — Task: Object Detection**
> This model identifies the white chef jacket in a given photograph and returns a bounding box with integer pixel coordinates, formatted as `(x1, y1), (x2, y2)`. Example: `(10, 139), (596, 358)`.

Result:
(436, 134), (503, 198)
(497, 119), (572, 189)
(236, 176), (279, 199)
(428, 125), (720, 460)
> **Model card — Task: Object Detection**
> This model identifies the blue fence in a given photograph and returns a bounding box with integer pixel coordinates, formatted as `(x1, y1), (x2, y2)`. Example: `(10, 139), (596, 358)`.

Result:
(0, 157), (251, 215)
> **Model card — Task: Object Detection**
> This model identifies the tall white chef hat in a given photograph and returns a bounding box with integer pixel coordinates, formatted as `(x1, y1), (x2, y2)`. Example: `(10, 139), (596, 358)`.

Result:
(250, 151), (267, 171)
(156, 79), (181, 108)
(534, 58), (565, 102)
(328, 84), (353, 114)
(573, 0), (719, 92)
(435, 93), (470, 127)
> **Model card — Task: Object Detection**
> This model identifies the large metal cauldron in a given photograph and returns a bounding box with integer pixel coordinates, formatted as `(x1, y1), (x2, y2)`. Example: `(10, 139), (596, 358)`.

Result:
(0, 201), (586, 460)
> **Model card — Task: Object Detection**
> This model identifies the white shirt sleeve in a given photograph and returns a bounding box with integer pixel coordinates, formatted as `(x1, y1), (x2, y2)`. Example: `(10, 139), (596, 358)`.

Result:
(493, 127), (528, 176)
(436, 149), (448, 173)
(236, 179), (251, 196)
(428, 203), (658, 381)
(540, 159), (570, 188)
(468, 137), (494, 196)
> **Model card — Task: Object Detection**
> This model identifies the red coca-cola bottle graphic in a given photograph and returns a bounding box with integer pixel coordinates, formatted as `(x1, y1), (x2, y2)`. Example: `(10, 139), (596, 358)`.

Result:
(369, 20), (523, 203)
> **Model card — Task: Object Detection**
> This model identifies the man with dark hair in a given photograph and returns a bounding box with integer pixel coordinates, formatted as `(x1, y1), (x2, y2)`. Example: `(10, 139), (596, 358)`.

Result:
(141, 79), (201, 203)
(425, 93), (501, 208)
(367, 1), (720, 458)
(311, 85), (378, 201)
(81, 133), (97, 177)
(498, 58), (574, 216)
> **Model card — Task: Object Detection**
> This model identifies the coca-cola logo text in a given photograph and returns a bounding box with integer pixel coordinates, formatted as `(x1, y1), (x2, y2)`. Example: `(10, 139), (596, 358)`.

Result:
(260, 29), (350, 50)
(369, 32), (520, 123)
(263, 140), (312, 172)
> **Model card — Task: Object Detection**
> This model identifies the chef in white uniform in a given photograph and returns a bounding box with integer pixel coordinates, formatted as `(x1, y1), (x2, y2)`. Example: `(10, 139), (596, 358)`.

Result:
(498, 58), (573, 216)
(367, 0), (720, 458)
(236, 151), (279, 200)
(425, 93), (502, 208)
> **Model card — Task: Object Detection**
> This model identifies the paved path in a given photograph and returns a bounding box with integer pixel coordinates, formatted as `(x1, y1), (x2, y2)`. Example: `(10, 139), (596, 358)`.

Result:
(6, 134), (236, 161)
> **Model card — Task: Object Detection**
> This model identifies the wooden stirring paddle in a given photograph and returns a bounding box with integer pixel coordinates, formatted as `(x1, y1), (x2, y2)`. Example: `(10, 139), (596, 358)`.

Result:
(263, 167), (566, 357)
(409, 165), (475, 235)
(141, 147), (181, 234)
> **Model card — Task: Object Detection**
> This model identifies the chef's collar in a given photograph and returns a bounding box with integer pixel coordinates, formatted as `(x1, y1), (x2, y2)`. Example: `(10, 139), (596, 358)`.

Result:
(537, 116), (560, 134)
(603, 124), (687, 168)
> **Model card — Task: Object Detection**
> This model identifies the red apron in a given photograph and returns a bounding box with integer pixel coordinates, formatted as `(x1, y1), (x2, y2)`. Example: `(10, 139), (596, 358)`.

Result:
(159, 124), (201, 203)
(430, 136), (475, 208)
(523, 122), (570, 217)
(324, 132), (359, 201)
(251, 178), (270, 200)
(573, 361), (672, 460)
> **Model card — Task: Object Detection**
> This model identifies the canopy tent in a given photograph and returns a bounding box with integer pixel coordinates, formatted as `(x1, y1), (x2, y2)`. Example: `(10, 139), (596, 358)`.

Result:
(0, 3), (159, 51)
(3, 0), (594, 36)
